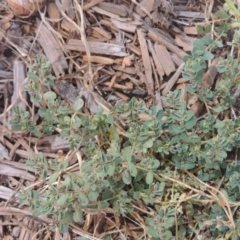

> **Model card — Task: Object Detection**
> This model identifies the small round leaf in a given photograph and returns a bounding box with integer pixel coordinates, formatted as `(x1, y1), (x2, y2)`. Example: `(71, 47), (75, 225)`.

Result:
(43, 91), (56, 101)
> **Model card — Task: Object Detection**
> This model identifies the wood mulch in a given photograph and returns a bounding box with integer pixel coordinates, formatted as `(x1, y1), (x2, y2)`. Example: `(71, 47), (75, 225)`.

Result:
(0, 0), (219, 239)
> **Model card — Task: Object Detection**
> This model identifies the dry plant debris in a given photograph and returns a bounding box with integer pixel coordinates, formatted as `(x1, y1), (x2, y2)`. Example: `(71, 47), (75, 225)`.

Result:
(1, 0), (240, 239)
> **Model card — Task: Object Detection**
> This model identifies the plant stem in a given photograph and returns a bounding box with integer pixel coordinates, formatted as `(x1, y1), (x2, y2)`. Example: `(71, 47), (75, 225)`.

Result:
(225, 0), (240, 16)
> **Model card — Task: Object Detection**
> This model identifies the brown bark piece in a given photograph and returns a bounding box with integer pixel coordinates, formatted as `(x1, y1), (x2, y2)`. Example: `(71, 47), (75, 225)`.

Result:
(154, 92), (163, 111)
(183, 26), (198, 35)
(171, 53), (184, 66)
(92, 6), (127, 21)
(53, 80), (79, 104)
(0, 164), (36, 181)
(201, 58), (219, 88)
(148, 40), (164, 80)
(162, 63), (185, 95)
(83, 0), (105, 11)
(36, 19), (68, 77)
(0, 186), (16, 201)
(154, 44), (175, 76)
(175, 35), (196, 52)
(148, 28), (187, 59)
(137, 29), (154, 95)
(9, 61), (27, 130)
(126, 43), (141, 56)
(98, 2), (128, 17)
(65, 39), (129, 57)
(47, 2), (61, 19)
(61, 19), (80, 33)
(135, 0), (155, 17)
(92, 27), (112, 40)
(0, 143), (10, 160)
(177, 11), (205, 19)
(0, 70), (13, 78)
(11, 61), (26, 110)
(113, 65), (137, 75)
(82, 55), (118, 65)
(111, 19), (137, 33)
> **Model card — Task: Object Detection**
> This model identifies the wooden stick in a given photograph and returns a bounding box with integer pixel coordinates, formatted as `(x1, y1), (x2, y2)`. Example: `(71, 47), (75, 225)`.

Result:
(162, 63), (185, 95)
(83, 0), (105, 11)
(148, 28), (187, 59)
(137, 28), (154, 96)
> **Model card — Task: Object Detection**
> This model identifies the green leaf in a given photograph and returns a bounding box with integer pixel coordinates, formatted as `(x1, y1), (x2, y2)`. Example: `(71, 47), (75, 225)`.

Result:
(122, 147), (132, 163)
(147, 227), (159, 238)
(162, 217), (175, 228)
(73, 98), (84, 111)
(43, 91), (56, 101)
(193, 39), (204, 50)
(203, 51), (214, 61)
(129, 162), (137, 177)
(143, 138), (154, 149)
(58, 161), (68, 170)
(156, 110), (164, 121)
(214, 121), (225, 128)
(185, 116), (197, 129)
(72, 116), (82, 129)
(213, 106), (224, 113)
(106, 164), (115, 176)
(169, 124), (184, 134)
(73, 210), (83, 222)
(146, 171), (153, 184)
(98, 201), (109, 209)
(201, 36), (213, 45)
(205, 24), (212, 33)
(56, 194), (69, 206)
(196, 25), (203, 34)
(217, 10), (228, 19)
(122, 170), (131, 184)
(196, 69), (203, 84)
(78, 192), (89, 206)
(187, 85), (197, 93)
(27, 72), (39, 82)
(102, 189), (113, 200)
(49, 171), (59, 184)
(88, 191), (99, 202)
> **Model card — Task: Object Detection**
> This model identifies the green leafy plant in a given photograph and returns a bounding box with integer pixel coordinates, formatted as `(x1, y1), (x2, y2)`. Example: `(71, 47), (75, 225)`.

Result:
(10, 1), (240, 238)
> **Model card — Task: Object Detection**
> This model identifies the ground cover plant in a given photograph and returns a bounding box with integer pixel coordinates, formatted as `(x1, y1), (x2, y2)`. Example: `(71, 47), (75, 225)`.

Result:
(8, 0), (240, 239)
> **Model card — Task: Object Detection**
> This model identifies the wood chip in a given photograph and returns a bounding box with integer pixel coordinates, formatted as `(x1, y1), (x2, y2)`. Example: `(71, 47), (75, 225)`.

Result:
(92, 6), (127, 21)
(47, 2), (61, 19)
(148, 40), (164, 80)
(154, 92), (163, 110)
(175, 35), (195, 52)
(43, 135), (70, 150)
(148, 28), (187, 59)
(111, 19), (137, 33)
(83, 0), (105, 11)
(11, 60), (27, 111)
(177, 11), (205, 19)
(0, 70), (13, 78)
(0, 142), (10, 160)
(171, 53), (184, 66)
(135, 0), (155, 17)
(61, 19), (80, 33)
(183, 26), (199, 35)
(154, 44), (175, 76)
(162, 63), (185, 95)
(36, 19), (68, 77)
(82, 55), (119, 65)
(0, 186), (16, 201)
(137, 29), (154, 95)
(98, 2), (128, 17)
(65, 39), (128, 57)
(0, 164), (36, 181)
